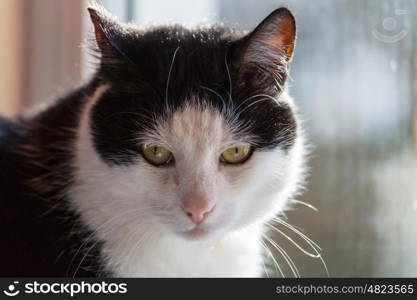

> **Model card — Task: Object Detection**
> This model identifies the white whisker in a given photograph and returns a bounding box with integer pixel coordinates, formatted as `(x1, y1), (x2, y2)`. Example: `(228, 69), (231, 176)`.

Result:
(260, 238), (283, 278)
(165, 46), (180, 109)
(263, 234), (300, 278)
(291, 199), (319, 212)
(266, 223), (321, 258)
(272, 218), (329, 277)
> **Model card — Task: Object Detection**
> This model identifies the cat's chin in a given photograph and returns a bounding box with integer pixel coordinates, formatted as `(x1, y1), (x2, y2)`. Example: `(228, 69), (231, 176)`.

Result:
(177, 225), (221, 242)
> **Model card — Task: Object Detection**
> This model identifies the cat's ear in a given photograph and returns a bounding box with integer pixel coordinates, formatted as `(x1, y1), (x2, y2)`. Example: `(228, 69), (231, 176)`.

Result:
(88, 6), (135, 66)
(233, 8), (296, 91)
(240, 7), (295, 65)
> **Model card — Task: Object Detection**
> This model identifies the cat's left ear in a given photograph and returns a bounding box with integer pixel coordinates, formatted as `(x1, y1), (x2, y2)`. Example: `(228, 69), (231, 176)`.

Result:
(233, 8), (296, 91)
(239, 7), (296, 65)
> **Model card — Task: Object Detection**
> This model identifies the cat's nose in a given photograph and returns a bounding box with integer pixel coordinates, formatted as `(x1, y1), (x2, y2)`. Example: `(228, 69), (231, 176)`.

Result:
(182, 199), (215, 225)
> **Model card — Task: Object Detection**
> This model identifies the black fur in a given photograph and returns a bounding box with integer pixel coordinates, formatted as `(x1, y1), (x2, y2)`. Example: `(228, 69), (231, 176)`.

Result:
(0, 82), (107, 276)
(0, 7), (297, 276)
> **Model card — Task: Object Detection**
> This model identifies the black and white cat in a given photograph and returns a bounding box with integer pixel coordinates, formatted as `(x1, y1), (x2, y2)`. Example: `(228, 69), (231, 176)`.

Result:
(0, 6), (306, 277)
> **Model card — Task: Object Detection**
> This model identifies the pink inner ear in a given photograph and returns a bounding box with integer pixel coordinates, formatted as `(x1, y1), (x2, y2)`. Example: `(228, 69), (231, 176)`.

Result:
(88, 8), (108, 47)
(244, 8), (296, 63)
(264, 20), (295, 59)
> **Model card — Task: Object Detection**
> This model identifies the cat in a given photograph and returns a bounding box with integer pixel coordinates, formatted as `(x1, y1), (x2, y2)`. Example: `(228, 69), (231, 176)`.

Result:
(0, 5), (306, 277)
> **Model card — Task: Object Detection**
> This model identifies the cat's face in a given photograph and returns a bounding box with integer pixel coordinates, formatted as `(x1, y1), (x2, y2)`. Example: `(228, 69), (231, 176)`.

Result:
(74, 7), (303, 242)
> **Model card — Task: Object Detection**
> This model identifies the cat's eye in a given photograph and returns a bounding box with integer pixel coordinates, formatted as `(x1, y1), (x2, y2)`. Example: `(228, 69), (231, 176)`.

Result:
(220, 144), (252, 164)
(141, 144), (173, 166)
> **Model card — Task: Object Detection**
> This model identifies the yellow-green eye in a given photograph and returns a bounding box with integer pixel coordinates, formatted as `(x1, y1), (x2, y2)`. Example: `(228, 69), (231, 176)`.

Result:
(220, 144), (252, 164)
(141, 144), (173, 166)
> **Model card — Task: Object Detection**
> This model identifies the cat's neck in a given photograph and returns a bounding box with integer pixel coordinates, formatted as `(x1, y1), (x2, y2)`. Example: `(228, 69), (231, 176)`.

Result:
(97, 221), (264, 277)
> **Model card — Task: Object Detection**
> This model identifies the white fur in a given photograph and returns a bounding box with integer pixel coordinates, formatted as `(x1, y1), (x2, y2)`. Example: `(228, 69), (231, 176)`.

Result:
(70, 85), (306, 277)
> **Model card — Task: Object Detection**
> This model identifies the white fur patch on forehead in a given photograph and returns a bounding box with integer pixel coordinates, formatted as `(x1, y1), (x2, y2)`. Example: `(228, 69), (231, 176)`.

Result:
(170, 106), (228, 148)
(139, 105), (242, 155)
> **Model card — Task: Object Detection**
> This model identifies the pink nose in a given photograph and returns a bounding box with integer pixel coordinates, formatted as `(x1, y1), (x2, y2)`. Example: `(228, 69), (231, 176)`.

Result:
(183, 200), (215, 225)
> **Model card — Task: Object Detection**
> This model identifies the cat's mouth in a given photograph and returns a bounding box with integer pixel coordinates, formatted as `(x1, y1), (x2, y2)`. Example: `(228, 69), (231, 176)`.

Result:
(183, 226), (208, 239)
(179, 223), (219, 240)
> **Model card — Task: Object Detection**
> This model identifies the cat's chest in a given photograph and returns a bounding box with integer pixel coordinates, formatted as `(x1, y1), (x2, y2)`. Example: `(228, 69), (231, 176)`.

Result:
(103, 231), (263, 277)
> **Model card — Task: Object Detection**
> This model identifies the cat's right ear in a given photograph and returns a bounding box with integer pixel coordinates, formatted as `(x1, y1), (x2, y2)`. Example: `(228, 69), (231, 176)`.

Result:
(88, 6), (135, 66)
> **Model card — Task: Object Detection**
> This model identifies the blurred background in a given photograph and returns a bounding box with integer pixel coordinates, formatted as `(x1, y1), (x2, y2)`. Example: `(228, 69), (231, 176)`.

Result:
(0, 0), (416, 277)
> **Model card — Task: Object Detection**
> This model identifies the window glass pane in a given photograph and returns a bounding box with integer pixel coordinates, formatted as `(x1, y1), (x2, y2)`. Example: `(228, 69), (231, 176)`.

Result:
(133, 0), (218, 26)
(103, 0), (218, 26)
(102, 0), (130, 21)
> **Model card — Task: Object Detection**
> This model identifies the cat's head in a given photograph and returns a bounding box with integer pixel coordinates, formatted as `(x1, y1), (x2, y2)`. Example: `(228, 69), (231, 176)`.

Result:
(74, 6), (304, 242)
